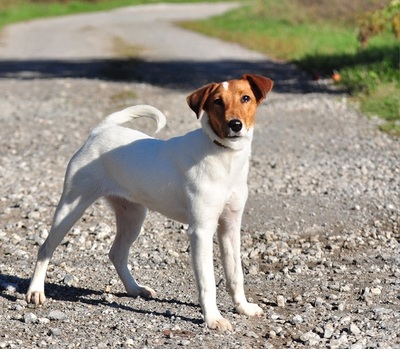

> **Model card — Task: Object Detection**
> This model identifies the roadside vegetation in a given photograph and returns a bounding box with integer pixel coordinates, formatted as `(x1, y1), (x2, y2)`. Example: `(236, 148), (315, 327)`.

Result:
(1, 0), (399, 134)
(181, 0), (400, 135)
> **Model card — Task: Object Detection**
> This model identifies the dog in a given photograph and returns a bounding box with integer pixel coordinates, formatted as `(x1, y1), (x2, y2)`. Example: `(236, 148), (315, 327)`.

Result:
(26, 74), (273, 331)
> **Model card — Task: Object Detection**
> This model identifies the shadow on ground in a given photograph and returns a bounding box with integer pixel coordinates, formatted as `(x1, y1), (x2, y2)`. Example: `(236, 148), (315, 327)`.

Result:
(0, 58), (338, 93)
(0, 273), (202, 324)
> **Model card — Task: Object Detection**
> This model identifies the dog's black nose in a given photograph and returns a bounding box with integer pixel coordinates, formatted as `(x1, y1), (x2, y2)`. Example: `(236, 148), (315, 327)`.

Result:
(228, 119), (242, 133)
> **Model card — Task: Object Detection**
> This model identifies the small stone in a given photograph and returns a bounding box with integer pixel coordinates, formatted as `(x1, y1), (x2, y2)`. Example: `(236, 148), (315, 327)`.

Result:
(49, 328), (62, 336)
(292, 314), (303, 324)
(340, 315), (351, 326)
(314, 297), (324, 307)
(48, 310), (67, 321)
(24, 312), (38, 324)
(28, 211), (41, 220)
(4, 282), (18, 293)
(350, 323), (361, 335)
(16, 299), (28, 307)
(63, 274), (74, 286)
(269, 330), (277, 339)
(276, 295), (286, 307)
(294, 294), (302, 302)
(245, 331), (258, 338)
(270, 313), (280, 320)
(38, 317), (50, 324)
(351, 339), (367, 349)
(324, 323), (335, 339)
(300, 331), (320, 346)
(370, 287), (381, 295)
(248, 264), (258, 275)
(125, 338), (134, 346)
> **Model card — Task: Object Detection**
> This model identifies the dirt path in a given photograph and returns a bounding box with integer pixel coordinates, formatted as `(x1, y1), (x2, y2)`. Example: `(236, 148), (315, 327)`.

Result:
(0, 3), (399, 348)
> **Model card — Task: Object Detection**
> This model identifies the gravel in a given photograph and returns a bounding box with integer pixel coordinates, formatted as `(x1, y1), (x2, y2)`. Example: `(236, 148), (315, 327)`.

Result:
(1, 3), (400, 349)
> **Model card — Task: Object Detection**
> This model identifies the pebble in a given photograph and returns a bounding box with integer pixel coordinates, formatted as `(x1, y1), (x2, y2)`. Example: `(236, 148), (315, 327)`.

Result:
(291, 315), (303, 324)
(350, 323), (361, 335)
(38, 317), (50, 324)
(47, 310), (67, 321)
(324, 323), (335, 339)
(245, 331), (258, 338)
(49, 328), (62, 336)
(24, 313), (38, 324)
(125, 338), (134, 346)
(329, 332), (348, 348)
(63, 274), (74, 286)
(370, 287), (382, 295)
(300, 331), (320, 346)
(276, 295), (286, 307)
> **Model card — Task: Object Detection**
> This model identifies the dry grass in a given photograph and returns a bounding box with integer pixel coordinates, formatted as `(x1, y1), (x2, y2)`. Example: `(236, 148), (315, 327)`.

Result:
(253, 0), (389, 24)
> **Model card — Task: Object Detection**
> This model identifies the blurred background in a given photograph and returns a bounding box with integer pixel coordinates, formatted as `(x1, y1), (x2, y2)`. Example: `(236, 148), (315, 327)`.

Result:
(1, 0), (399, 134)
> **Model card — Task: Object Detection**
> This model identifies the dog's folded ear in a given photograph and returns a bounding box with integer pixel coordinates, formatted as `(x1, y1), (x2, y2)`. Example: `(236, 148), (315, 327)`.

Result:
(241, 74), (274, 104)
(186, 83), (218, 119)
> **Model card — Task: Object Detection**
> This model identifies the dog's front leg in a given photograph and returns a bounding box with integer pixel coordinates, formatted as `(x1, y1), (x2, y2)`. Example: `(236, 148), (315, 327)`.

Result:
(188, 223), (233, 331)
(217, 204), (264, 318)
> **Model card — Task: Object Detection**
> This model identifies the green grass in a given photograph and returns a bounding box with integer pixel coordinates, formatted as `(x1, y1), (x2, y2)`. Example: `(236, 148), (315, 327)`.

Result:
(181, 0), (400, 135)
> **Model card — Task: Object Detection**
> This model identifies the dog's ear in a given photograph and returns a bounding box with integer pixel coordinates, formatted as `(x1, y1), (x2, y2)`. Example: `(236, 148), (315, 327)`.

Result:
(242, 74), (273, 104)
(186, 83), (217, 119)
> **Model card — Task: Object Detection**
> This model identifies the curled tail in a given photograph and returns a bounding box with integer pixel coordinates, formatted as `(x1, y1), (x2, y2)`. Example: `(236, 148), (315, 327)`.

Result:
(101, 105), (166, 133)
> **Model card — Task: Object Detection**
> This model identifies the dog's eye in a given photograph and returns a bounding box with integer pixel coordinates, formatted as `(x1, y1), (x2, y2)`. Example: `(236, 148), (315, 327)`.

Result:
(241, 95), (251, 103)
(214, 98), (223, 106)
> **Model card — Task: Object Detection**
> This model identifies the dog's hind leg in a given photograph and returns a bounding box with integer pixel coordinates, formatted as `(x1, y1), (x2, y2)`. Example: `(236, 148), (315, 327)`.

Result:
(108, 197), (155, 298)
(26, 188), (99, 305)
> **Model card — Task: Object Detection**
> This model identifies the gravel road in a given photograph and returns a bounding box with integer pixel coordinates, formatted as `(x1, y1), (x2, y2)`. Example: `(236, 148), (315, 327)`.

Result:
(0, 3), (399, 348)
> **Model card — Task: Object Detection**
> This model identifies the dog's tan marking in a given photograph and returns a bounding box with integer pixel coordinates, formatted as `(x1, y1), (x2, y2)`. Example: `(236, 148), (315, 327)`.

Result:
(200, 76), (273, 139)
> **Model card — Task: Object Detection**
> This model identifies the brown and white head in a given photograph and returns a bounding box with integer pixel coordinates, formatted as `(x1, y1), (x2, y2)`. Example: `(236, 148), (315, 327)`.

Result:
(187, 74), (273, 150)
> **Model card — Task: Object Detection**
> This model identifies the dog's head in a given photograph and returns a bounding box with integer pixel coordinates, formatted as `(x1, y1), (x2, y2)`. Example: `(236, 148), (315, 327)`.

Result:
(187, 74), (273, 149)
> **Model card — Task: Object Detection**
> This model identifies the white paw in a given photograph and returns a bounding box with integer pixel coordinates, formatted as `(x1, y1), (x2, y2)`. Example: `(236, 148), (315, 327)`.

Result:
(236, 302), (264, 316)
(127, 285), (156, 299)
(26, 290), (46, 306)
(206, 316), (233, 331)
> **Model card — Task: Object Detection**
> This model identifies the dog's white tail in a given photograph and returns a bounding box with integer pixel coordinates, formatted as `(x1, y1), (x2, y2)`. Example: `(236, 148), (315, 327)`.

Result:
(101, 105), (166, 133)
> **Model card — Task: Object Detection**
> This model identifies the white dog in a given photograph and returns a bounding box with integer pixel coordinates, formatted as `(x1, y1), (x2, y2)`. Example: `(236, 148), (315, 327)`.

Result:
(26, 74), (273, 331)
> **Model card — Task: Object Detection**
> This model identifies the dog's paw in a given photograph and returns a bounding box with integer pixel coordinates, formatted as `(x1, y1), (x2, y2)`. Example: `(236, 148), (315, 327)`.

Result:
(140, 286), (156, 299)
(236, 302), (264, 317)
(206, 317), (233, 332)
(26, 290), (46, 306)
(127, 285), (156, 299)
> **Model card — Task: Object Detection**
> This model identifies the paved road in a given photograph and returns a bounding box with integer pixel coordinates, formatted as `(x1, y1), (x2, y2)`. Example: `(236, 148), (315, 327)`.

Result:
(0, 2), (313, 91)
(0, 3), (247, 60)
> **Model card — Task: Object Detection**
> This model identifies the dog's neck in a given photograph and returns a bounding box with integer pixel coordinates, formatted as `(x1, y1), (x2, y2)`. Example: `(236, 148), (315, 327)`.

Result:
(200, 114), (253, 151)
(213, 139), (228, 148)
